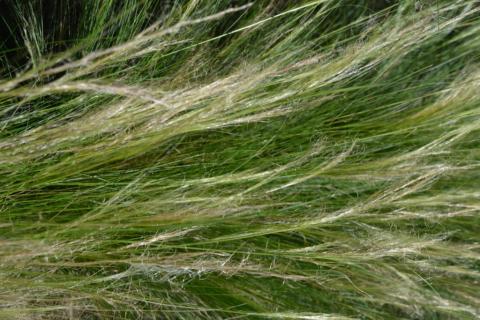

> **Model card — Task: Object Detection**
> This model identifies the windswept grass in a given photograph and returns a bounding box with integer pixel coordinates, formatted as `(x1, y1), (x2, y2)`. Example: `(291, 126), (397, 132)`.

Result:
(1, 0), (479, 319)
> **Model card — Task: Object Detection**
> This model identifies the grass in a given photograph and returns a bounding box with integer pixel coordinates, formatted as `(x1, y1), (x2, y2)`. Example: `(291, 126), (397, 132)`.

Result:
(0, 0), (479, 319)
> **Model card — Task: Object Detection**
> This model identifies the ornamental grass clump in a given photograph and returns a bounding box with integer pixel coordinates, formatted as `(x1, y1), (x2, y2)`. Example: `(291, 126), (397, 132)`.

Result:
(0, 0), (479, 319)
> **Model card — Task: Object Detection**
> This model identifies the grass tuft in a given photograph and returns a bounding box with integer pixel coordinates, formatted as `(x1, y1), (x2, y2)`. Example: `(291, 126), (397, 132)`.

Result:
(1, 0), (480, 319)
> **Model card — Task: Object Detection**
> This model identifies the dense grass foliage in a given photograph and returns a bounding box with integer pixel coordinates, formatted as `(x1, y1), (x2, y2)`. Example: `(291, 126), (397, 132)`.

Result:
(1, 0), (480, 319)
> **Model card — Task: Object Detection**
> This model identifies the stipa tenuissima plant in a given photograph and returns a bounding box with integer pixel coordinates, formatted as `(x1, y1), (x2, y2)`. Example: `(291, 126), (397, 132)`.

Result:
(0, 0), (479, 319)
